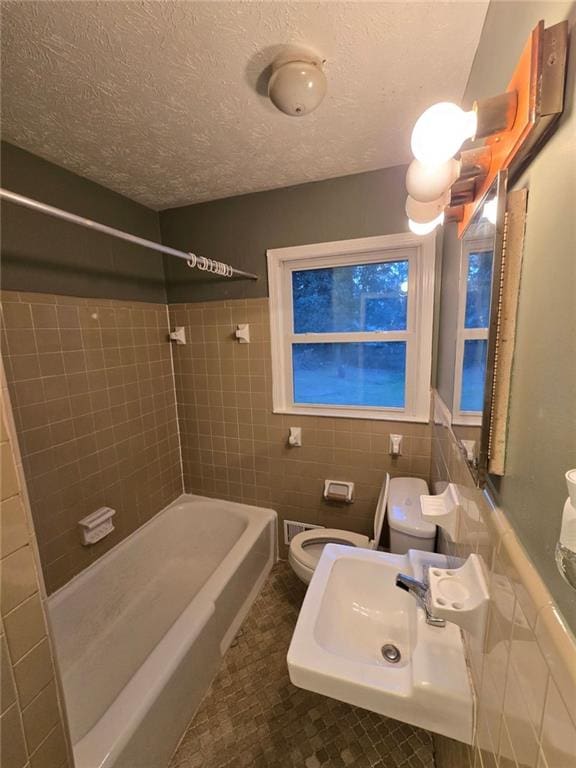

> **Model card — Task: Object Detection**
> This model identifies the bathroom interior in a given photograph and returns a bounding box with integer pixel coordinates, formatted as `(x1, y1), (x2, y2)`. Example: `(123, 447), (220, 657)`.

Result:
(1, 2), (575, 768)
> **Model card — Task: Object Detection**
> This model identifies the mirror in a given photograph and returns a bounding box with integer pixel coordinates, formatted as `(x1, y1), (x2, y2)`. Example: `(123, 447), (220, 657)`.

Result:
(436, 170), (508, 486)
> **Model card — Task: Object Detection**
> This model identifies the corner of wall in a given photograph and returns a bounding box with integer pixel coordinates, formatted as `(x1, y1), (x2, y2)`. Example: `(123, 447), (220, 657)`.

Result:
(1, 360), (73, 768)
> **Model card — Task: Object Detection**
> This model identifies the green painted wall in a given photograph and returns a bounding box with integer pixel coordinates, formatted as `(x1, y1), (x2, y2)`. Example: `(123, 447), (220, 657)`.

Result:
(1, 142), (166, 303)
(435, 222), (460, 410)
(2, 146), (411, 307)
(160, 165), (409, 303)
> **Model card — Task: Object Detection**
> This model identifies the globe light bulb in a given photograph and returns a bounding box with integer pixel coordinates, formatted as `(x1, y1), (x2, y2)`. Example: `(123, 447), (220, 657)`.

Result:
(411, 102), (477, 165)
(406, 158), (460, 203)
(408, 212), (445, 236)
(405, 193), (449, 224)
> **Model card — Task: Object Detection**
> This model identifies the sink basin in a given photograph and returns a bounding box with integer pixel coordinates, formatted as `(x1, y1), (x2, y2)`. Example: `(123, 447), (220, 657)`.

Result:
(287, 544), (474, 743)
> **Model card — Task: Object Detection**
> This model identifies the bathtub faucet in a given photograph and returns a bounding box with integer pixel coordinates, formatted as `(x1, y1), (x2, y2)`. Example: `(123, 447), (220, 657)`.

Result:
(395, 573), (446, 627)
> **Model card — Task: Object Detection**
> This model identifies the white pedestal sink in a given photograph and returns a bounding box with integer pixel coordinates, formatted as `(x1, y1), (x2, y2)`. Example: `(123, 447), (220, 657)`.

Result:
(287, 544), (474, 744)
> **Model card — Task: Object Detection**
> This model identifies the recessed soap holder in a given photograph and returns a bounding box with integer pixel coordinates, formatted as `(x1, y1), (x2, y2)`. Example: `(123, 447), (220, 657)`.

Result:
(427, 554), (489, 637)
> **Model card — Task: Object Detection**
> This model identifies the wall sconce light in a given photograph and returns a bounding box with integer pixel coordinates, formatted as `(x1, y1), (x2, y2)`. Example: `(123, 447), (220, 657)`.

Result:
(405, 19), (568, 237)
(406, 157), (461, 203)
(408, 212), (445, 236)
(411, 102), (479, 167)
(406, 193), (448, 235)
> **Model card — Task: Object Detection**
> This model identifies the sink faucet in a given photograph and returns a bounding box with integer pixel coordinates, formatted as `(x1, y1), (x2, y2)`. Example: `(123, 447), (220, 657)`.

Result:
(395, 573), (446, 627)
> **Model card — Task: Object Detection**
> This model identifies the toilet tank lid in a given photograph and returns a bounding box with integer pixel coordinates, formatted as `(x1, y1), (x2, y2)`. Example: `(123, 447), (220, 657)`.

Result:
(388, 477), (436, 538)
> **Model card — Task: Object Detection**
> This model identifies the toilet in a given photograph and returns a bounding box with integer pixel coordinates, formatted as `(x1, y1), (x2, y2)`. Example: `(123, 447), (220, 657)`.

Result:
(288, 474), (436, 584)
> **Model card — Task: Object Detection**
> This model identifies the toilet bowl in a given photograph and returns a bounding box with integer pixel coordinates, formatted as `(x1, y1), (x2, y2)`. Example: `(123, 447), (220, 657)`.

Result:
(288, 474), (436, 584)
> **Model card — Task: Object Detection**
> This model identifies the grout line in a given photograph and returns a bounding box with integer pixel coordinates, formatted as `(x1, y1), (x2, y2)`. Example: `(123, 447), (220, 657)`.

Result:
(20, 676), (54, 714)
(2, 588), (40, 620)
(12, 633), (49, 669)
(534, 672), (551, 757)
(28, 721), (60, 762)
(0, 700), (30, 761)
(1, 605), (50, 763)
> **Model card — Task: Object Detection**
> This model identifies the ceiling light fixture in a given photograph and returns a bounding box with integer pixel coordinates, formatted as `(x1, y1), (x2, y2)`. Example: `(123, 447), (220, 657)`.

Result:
(268, 48), (327, 117)
(404, 19), (568, 237)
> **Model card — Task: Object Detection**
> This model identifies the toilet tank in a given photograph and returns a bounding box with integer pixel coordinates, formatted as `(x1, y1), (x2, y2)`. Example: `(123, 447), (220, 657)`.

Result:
(388, 477), (436, 554)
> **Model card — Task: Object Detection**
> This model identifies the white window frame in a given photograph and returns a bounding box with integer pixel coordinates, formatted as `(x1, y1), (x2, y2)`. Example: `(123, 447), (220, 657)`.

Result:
(267, 233), (436, 422)
(452, 237), (493, 426)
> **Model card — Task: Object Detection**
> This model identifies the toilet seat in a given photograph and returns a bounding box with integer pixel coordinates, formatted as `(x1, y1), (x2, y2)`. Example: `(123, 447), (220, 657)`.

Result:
(289, 529), (370, 573)
(288, 474), (390, 584)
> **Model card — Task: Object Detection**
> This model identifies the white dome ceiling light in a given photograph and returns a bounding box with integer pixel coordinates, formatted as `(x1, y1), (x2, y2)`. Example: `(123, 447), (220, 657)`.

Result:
(268, 48), (327, 117)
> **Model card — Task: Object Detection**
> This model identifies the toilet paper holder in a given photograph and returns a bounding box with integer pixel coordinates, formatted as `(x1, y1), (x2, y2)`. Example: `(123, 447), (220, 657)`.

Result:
(323, 480), (354, 503)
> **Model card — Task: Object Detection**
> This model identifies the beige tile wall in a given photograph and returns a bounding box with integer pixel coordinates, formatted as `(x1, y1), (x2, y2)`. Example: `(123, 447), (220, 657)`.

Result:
(430, 393), (576, 768)
(169, 298), (432, 555)
(1, 291), (182, 593)
(1, 383), (72, 768)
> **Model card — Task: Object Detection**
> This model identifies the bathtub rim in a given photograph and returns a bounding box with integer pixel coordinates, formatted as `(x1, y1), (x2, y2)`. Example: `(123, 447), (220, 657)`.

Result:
(47, 492), (277, 609)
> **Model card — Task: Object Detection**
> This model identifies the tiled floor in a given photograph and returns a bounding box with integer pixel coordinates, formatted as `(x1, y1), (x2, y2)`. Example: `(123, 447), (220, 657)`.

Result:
(169, 561), (435, 768)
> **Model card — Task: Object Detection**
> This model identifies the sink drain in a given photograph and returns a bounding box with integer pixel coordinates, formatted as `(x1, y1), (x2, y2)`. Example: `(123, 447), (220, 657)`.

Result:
(381, 644), (401, 663)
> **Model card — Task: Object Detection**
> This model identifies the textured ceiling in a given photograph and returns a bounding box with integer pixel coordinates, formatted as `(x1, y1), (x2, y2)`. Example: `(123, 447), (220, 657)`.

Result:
(1, 1), (488, 210)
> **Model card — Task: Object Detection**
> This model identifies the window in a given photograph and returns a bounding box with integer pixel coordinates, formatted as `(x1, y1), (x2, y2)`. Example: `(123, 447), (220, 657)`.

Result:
(453, 240), (494, 424)
(267, 234), (435, 421)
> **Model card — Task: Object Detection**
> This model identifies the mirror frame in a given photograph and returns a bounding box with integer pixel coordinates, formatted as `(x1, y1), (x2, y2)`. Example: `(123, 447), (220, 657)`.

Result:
(459, 169), (508, 487)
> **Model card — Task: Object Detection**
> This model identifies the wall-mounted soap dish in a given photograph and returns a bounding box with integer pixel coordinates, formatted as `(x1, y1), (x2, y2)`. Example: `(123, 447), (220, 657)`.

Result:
(79, 506), (116, 545)
(420, 484), (462, 541)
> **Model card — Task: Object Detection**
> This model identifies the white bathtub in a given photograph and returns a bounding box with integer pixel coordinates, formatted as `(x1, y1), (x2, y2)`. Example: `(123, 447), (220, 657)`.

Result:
(47, 494), (277, 768)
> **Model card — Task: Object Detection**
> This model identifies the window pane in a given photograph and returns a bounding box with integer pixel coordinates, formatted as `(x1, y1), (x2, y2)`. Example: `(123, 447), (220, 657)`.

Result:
(465, 250), (493, 328)
(293, 342), (406, 408)
(460, 339), (488, 412)
(292, 261), (409, 333)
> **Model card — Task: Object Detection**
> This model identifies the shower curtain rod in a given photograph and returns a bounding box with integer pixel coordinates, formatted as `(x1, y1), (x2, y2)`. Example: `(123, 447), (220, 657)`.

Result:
(0, 187), (259, 281)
